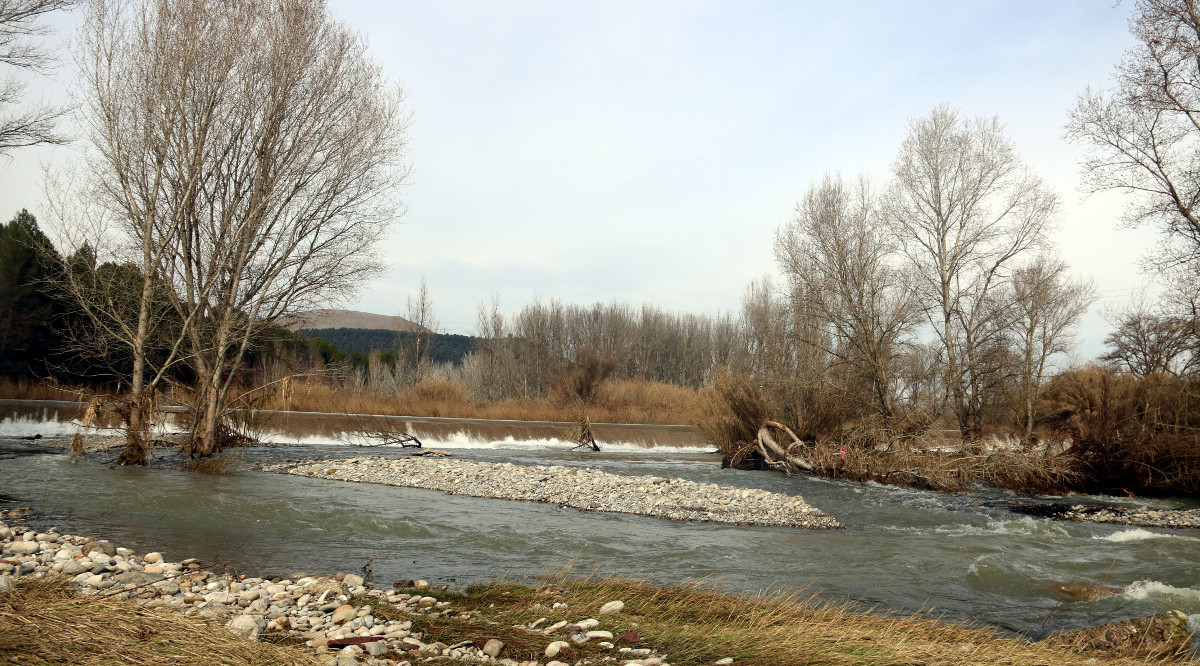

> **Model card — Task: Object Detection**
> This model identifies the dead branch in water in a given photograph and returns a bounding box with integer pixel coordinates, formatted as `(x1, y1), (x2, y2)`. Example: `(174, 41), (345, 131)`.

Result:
(340, 412), (423, 448)
(563, 414), (600, 451)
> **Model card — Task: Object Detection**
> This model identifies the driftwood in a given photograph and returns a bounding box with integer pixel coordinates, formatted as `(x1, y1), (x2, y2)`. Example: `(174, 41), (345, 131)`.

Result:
(342, 413), (423, 448)
(756, 419), (813, 476)
(563, 415), (600, 452)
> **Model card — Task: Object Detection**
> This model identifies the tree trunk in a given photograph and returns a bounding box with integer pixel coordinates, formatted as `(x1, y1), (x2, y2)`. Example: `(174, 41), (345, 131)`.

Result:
(116, 283), (154, 466)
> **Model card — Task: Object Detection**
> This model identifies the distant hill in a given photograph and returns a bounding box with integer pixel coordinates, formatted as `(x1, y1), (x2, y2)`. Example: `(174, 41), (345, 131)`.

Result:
(301, 328), (476, 366)
(285, 308), (428, 333)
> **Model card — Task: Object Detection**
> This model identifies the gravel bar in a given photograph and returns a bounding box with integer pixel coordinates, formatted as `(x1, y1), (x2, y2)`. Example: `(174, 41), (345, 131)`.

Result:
(262, 456), (842, 529)
(1007, 501), (1200, 529)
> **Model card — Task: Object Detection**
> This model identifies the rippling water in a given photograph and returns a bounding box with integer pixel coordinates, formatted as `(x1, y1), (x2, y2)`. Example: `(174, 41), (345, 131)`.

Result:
(2, 399), (1199, 641)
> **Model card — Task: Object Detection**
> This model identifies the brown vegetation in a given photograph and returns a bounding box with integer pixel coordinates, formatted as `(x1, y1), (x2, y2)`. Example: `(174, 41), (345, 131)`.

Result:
(707, 370), (1082, 494)
(275, 377), (711, 425)
(1041, 366), (1200, 496)
(0, 575), (322, 665)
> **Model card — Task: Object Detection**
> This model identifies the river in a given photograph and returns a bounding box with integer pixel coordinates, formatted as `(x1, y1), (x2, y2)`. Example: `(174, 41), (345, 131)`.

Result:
(1, 399), (1198, 642)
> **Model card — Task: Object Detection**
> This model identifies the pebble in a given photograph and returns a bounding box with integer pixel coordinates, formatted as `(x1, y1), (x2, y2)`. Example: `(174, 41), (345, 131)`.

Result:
(545, 640), (570, 658)
(263, 456), (842, 528)
(0, 519), (676, 666)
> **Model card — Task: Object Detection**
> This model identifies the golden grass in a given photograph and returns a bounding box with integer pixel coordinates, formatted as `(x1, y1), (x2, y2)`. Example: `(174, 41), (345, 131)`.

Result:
(278, 377), (710, 425)
(0, 575), (322, 666)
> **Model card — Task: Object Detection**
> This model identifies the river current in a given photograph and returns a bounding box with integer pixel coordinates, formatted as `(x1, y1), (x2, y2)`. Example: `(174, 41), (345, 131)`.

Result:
(1, 399), (1198, 642)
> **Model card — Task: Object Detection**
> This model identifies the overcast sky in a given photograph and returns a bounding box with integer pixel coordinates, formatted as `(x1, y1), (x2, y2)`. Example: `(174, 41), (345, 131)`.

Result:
(1, 1), (1155, 359)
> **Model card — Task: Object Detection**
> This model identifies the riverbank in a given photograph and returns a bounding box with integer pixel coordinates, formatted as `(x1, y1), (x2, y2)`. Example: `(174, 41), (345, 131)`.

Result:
(260, 455), (841, 529)
(1, 517), (1194, 665)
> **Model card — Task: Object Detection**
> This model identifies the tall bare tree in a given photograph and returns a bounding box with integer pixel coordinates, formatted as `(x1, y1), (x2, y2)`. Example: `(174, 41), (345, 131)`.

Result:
(400, 275), (438, 386)
(63, 0), (409, 459)
(887, 105), (1058, 442)
(0, 0), (71, 153)
(1068, 0), (1200, 268)
(776, 173), (917, 419)
(1008, 255), (1096, 442)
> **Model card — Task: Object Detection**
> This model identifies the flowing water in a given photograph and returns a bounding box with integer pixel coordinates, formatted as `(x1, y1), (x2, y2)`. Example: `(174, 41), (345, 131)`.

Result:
(2, 399), (1199, 641)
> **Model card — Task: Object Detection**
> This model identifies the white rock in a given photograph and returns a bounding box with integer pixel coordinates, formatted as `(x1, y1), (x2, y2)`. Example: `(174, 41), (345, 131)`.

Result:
(545, 641), (570, 658)
(226, 614), (264, 640)
(714, 659), (734, 665)
(342, 574), (364, 587)
(585, 630), (613, 640)
(599, 600), (625, 615)
(5, 542), (39, 555)
(483, 638), (504, 657)
(0, 575), (12, 593)
(144, 552), (162, 564)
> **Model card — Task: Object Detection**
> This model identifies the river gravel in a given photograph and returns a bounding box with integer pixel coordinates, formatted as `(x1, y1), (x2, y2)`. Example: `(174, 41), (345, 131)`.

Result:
(1053, 504), (1200, 529)
(261, 455), (842, 529)
(0, 520), (675, 666)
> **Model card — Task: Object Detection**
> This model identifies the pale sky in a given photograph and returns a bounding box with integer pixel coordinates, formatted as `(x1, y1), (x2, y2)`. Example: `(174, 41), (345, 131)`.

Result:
(0, 1), (1156, 360)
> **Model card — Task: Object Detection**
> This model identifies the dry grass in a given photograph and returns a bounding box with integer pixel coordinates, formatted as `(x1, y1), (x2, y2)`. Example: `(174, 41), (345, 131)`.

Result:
(0, 377), (93, 402)
(0, 575), (322, 665)
(1042, 367), (1200, 496)
(371, 573), (1185, 666)
(0, 571), (1188, 665)
(278, 377), (709, 425)
(704, 372), (1084, 495)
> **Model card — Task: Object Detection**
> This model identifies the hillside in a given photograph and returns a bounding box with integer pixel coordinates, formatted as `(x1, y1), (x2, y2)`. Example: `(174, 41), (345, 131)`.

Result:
(300, 328), (476, 366)
(285, 308), (427, 333)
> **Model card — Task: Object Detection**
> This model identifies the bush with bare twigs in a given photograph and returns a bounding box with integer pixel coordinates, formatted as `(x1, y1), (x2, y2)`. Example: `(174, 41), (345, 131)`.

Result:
(1041, 366), (1200, 496)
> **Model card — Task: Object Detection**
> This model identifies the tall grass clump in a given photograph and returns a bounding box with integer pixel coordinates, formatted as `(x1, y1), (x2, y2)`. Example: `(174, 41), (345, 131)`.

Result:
(1041, 366), (1200, 496)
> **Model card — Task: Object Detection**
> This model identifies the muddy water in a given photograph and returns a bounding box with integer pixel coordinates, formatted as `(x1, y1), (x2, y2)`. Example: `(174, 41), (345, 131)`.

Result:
(1, 399), (1199, 642)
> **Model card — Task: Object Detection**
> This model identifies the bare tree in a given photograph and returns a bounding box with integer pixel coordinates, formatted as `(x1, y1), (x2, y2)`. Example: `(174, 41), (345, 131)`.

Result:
(1102, 297), (1196, 375)
(776, 173), (917, 419)
(1067, 0), (1200, 268)
(400, 275), (438, 386)
(1008, 255), (1096, 441)
(0, 0), (71, 153)
(64, 0), (409, 459)
(887, 105), (1058, 442)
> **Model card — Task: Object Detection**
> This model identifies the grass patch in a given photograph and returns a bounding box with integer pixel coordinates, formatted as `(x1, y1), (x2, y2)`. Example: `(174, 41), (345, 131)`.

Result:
(370, 574), (1188, 666)
(0, 575), (323, 665)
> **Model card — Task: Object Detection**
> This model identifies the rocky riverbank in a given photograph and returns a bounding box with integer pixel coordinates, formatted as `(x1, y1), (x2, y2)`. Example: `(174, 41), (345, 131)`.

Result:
(3, 511), (1197, 664)
(0, 519), (674, 666)
(260, 455), (841, 529)
(1005, 502), (1200, 530)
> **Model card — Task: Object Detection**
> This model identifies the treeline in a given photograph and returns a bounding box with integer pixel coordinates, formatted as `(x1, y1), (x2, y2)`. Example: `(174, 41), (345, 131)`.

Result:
(0, 209), (339, 391)
(300, 328), (475, 366)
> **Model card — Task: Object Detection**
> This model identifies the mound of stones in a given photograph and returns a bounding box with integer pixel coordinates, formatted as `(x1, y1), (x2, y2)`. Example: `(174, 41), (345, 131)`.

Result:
(0, 521), (678, 666)
(1007, 502), (1200, 529)
(263, 456), (841, 529)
